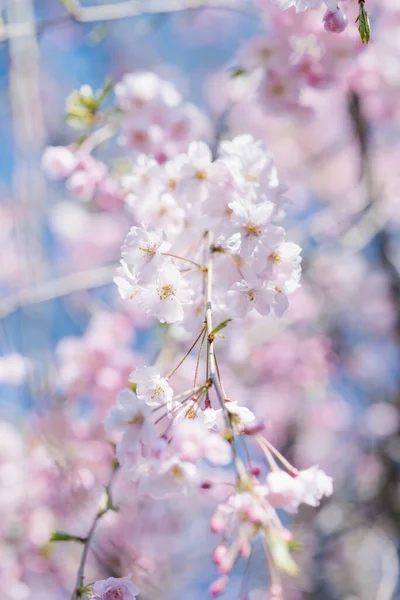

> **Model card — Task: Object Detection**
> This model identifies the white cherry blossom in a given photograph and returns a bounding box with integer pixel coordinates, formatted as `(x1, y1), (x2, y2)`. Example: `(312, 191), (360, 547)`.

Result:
(139, 261), (194, 323)
(130, 366), (174, 409)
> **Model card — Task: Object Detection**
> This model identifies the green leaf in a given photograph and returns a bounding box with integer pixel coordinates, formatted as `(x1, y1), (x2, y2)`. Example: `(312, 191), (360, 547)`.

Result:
(96, 79), (114, 105)
(231, 67), (247, 78)
(211, 319), (232, 335)
(287, 539), (303, 551)
(266, 532), (299, 576)
(50, 530), (85, 543)
(356, 2), (370, 44)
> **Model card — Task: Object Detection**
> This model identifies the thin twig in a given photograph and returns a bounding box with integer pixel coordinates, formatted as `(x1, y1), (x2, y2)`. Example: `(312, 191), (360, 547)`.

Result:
(166, 324), (206, 379)
(0, 264), (117, 320)
(0, 0), (257, 42)
(72, 461), (119, 599)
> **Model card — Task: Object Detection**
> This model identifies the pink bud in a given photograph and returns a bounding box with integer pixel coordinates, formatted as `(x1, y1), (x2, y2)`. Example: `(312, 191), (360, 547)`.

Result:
(282, 528), (293, 542)
(323, 8), (348, 34)
(243, 423), (265, 436)
(239, 539), (251, 559)
(66, 170), (96, 202)
(268, 584), (283, 600)
(209, 576), (228, 597)
(250, 465), (261, 477)
(201, 480), (213, 490)
(42, 146), (77, 179)
(212, 544), (228, 565)
(210, 516), (224, 534)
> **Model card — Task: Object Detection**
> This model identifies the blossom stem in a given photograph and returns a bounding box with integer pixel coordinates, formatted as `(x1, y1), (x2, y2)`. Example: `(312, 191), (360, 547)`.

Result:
(194, 327), (208, 388)
(71, 460), (119, 599)
(151, 384), (205, 413)
(161, 252), (204, 269)
(166, 325), (206, 379)
(257, 436), (298, 476)
(205, 231), (246, 480)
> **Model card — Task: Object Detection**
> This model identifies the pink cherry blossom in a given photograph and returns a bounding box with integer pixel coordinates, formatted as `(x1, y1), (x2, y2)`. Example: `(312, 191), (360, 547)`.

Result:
(92, 575), (139, 600)
(296, 466), (333, 506)
(41, 146), (77, 179)
(323, 7), (348, 33)
(139, 261), (194, 323)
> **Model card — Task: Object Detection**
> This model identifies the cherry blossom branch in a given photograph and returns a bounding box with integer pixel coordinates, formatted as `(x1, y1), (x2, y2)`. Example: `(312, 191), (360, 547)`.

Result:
(72, 460), (119, 599)
(0, 264), (117, 320)
(205, 231), (247, 479)
(0, 0), (256, 42)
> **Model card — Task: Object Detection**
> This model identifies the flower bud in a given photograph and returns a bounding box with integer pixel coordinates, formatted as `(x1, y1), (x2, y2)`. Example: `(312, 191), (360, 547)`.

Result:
(42, 147), (76, 180)
(323, 8), (348, 34)
(212, 544), (228, 565)
(209, 576), (228, 597)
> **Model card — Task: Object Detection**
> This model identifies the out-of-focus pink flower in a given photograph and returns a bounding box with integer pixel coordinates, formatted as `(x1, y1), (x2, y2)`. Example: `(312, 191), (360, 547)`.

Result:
(92, 575), (139, 600)
(323, 8), (348, 34)
(41, 146), (77, 179)
(296, 465), (333, 506)
(209, 575), (229, 596)
(265, 470), (305, 513)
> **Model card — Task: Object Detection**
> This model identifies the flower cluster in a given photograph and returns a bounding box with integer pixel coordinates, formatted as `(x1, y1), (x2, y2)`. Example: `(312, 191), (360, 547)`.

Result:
(116, 135), (302, 326)
(105, 373), (233, 497)
(114, 71), (211, 161)
(103, 129), (331, 596)
(42, 71), (211, 210)
(232, 17), (361, 118)
(42, 146), (127, 210)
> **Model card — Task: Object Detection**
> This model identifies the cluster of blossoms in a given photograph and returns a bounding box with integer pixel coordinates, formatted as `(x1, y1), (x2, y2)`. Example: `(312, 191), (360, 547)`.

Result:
(42, 144), (127, 210)
(114, 71), (211, 161)
(231, 9), (362, 118)
(38, 58), (345, 597)
(96, 131), (331, 597)
(116, 135), (302, 326)
(42, 71), (210, 210)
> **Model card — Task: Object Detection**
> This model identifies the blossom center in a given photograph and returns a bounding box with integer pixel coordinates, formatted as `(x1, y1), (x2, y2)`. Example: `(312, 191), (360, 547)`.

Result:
(260, 47), (272, 60)
(139, 243), (156, 259)
(133, 131), (147, 143)
(195, 170), (208, 180)
(129, 413), (145, 426)
(159, 284), (175, 299)
(246, 289), (256, 302)
(269, 251), (281, 262)
(271, 83), (285, 96)
(245, 222), (262, 237)
(171, 464), (184, 478)
(151, 385), (164, 401)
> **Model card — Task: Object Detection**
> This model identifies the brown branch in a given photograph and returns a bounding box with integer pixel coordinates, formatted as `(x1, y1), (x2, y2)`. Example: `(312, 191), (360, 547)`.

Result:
(72, 461), (119, 599)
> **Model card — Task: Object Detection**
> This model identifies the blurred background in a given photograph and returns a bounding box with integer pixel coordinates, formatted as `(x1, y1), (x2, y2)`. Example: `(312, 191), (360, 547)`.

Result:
(1, 1), (400, 599)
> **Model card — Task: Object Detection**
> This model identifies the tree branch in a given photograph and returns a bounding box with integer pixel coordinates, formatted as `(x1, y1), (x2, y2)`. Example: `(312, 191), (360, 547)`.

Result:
(72, 461), (119, 599)
(0, 0), (256, 42)
(0, 264), (117, 320)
